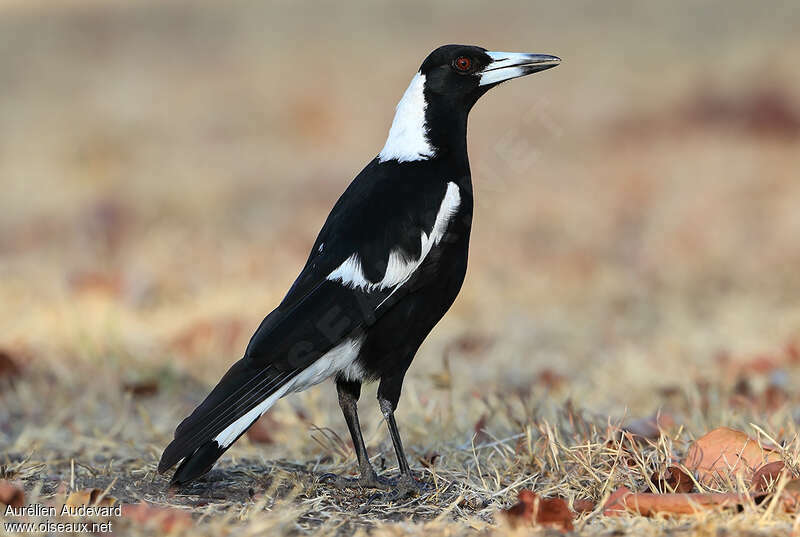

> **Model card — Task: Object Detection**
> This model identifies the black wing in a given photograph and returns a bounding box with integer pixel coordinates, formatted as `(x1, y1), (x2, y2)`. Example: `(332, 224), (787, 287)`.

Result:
(159, 160), (458, 478)
(244, 159), (452, 370)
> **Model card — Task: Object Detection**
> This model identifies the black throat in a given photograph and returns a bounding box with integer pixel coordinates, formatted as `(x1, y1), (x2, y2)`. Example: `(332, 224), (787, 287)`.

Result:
(422, 90), (472, 168)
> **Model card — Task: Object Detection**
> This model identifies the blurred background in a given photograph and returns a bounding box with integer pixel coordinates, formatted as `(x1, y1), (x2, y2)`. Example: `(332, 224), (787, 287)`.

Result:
(2, 0), (800, 475)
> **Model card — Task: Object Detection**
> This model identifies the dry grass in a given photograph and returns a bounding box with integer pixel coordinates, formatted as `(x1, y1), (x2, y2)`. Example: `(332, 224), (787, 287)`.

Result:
(2, 1), (800, 535)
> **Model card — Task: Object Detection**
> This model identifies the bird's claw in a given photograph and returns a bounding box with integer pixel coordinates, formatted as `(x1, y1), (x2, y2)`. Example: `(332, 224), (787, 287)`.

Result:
(318, 471), (394, 491)
(364, 475), (427, 505)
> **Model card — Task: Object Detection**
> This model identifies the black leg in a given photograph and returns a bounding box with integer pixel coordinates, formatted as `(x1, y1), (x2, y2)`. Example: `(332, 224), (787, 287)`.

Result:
(320, 377), (392, 491)
(373, 377), (424, 500)
(337, 378), (375, 479)
(378, 396), (412, 477)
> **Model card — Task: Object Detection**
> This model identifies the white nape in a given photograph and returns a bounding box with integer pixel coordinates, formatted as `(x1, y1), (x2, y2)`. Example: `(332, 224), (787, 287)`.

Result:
(327, 181), (461, 292)
(378, 72), (435, 163)
(213, 337), (364, 448)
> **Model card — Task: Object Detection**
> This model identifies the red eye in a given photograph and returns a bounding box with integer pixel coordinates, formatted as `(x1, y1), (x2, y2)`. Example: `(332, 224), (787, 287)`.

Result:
(454, 56), (471, 72)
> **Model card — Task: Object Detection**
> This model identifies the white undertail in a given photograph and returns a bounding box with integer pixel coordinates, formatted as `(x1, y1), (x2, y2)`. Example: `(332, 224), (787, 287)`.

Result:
(213, 337), (364, 448)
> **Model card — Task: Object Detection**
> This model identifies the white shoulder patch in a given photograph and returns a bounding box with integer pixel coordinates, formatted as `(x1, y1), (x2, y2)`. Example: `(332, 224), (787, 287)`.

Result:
(327, 182), (461, 293)
(326, 254), (371, 289)
(378, 72), (435, 163)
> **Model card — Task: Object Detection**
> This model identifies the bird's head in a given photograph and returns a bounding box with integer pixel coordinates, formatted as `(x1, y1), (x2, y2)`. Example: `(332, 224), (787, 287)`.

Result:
(379, 44), (560, 163)
(420, 44), (560, 106)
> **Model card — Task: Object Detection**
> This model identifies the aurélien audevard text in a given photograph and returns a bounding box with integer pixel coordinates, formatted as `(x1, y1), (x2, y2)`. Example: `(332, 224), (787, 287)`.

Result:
(5, 503), (122, 517)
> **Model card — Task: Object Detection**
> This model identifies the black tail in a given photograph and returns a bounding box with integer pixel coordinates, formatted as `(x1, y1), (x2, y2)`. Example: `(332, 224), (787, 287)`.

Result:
(158, 359), (299, 485)
(170, 440), (227, 485)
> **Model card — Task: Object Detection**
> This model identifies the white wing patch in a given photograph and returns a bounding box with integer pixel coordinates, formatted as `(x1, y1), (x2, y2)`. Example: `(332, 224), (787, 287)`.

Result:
(213, 337), (364, 448)
(327, 182), (461, 292)
(378, 72), (435, 163)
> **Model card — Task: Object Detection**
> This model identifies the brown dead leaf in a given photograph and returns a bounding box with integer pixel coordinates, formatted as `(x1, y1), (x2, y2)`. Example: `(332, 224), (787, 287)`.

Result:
(122, 503), (192, 532)
(503, 489), (574, 531)
(604, 487), (749, 516)
(652, 465), (694, 493)
(65, 488), (117, 507)
(603, 486), (634, 515)
(0, 481), (25, 508)
(572, 498), (595, 513)
(752, 461), (788, 492)
(684, 427), (782, 487)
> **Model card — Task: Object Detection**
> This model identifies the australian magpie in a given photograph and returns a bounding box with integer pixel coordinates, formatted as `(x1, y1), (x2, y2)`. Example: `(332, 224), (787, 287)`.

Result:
(158, 44), (560, 496)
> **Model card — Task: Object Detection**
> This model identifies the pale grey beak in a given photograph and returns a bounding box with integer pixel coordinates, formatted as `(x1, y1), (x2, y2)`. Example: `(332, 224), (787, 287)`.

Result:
(478, 51), (561, 86)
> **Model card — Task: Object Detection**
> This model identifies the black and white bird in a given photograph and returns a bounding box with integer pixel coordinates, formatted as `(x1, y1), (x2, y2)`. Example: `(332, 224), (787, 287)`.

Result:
(158, 44), (559, 496)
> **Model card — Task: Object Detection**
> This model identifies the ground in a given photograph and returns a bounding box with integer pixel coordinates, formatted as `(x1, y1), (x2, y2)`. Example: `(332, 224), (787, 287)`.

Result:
(2, 1), (800, 535)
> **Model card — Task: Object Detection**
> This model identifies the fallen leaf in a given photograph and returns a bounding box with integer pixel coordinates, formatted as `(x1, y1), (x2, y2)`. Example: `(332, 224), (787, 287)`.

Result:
(534, 495), (574, 531)
(604, 487), (749, 516)
(651, 466), (694, 493)
(603, 486), (634, 515)
(0, 481), (25, 508)
(752, 461), (787, 492)
(65, 488), (117, 507)
(122, 503), (192, 532)
(503, 489), (574, 531)
(684, 427), (782, 487)
(572, 498), (595, 513)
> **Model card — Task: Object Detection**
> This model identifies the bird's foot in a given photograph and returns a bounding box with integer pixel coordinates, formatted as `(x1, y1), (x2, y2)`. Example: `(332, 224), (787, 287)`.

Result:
(318, 470), (395, 491)
(365, 474), (427, 504)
